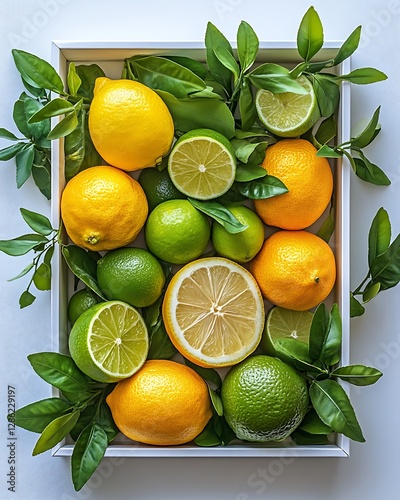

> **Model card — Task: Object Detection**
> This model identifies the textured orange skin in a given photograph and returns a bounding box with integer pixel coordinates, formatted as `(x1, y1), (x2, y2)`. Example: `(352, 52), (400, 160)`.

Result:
(106, 360), (212, 446)
(249, 230), (336, 311)
(89, 78), (174, 171)
(254, 139), (333, 230)
(61, 165), (148, 251)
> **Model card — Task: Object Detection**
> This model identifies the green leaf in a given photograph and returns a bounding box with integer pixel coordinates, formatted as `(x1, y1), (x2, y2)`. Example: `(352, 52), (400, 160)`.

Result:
(19, 290), (36, 308)
(33, 262), (51, 291)
(97, 400), (119, 442)
(28, 98), (74, 123)
(20, 208), (53, 236)
(235, 163), (267, 182)
(0, 233), (47, 256)
(297, 6), (324, 61)
(0, 128), (21, 141)
(32, 411), (80, 455)
(147, 323), (177, 360)
(12, 49), (64, 94)
(275, 338), (325, 373)
(368, 207), (391, 268)
(61, 245), (106, 299)
(316, 207), (335, 243)
(309, 379), (365, 442)
(16, 144), (35, 188)
(299, 409), (332, 434)
(214, 46), (240, 81)
(332, 365), (383, 386)
(290, 429), (330, 445)
(156, 90), (235, 139)
(238, 78), (257, 130)
(67, 62), (82, 96)
(8, 262), (34, 282)
(370, 233), (400, 290)
(333, 26), (362, 65)
(162, 56), (208, 79)
(234, 128), (269, 140)
(308, 303), (329, 361)
(47, 110), (78, 140)
(312, 74), (340, 117)
(230, 138), (265, 164)
(130, 56), (206, 98)
(236, 174), (288, 200)
(75, 64), (106, 100)
(12, 398), (72, 433)
(23, 96), (51, 142)
(184, 358), (222, 389)
(351, 107), (381, 149)
(317, 144), (342, 158)
(353, 157), (391, 186)
(71, 423), (108, 491)
(188, 198), (247, 234)
(315, 115), (337, 146)
(28, 352), (91, 395)
(32, 154), (51, 200)
(350, 292), (365, 318)
(20, 76), (47, 98)
(209, 388), (223, 416)
(322, 304), (342, 366)
(249, 64), (308, 94)
(363, 281), (381, 303)
(237, 21), (259, 72)
(0, 142), (26, 161)
(194, 418), (221, 447)
(338, 67), (387, 84)
(205, 22), (233, 92)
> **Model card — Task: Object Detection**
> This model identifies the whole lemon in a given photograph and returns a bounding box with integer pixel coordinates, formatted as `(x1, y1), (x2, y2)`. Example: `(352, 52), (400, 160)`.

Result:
(254, 139), (333, 230)
(89, 78), (174, 171)
(106, 359), (212, 446)
(61, 165), (148, 251)
(221, 355), (309, 442)
(250, 230), (336, 311)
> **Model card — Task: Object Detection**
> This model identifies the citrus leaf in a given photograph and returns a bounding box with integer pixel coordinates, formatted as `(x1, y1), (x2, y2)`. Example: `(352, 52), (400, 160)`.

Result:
(238, 77), (257, 130)
(316, 207), (335, 243)
(33, 262), (51, 291)
(184, 358), (222, 389)
(312, 74), (340, 117)
(47, 111), (78, 140)
(0, 234), (47, 256)
(350, 292), (365, 318)
(0, 128), (21, 141)
(316, 144), (342, 158)
(235, 163), (267, 182)
(333, 26), (362, 65)
(147, 322), (177, 360)
(331, 365), (383, 386)
(236, 174), (288, 200)
(16, 144), (35, 188)
(214, 46), (240, 81)
(0, 142), (26, 161)
(351, 106), (381, 149)
(205, 22), (233, 92)
(8, 262), (34, 282)
(75, 64), (106, 100)
(321, 304), (342, 366)
(194, 418), (221, 447)
(370, 233), (400, 290)
(29, 98), (74, 123)
(188, 198), (247, 234)
(11, 398), (72, 433)
(368, 207), (391, 268)
(299, 409), (332, 435)
(20, 208), (53, 236)
(67, 62), (82, 96)
(315, 115), (337, 146)
(249, 64), (307, 94)
(291, 429), (330, 445)
(297, 6), (324, 61)
(19, 290), (36, 308)
(353, 157), (391, 186)
(362, 281), (381, 303)
(208, 387), (223, 416)
(338, 67), (387, 84)
(32, 411), (80, 456)
(237, 21), (259, 72)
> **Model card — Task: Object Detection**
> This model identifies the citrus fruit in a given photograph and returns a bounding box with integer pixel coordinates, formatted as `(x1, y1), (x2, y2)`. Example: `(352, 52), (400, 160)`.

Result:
(145, 199), (210, 264)
(168, 128), (236, 200)
(138, 167), (185, 211)
(88, 78), (174, 171)
(106, 359), (212, 445)
(221, 355), (309, 442)
(253, 139), (333, 230)
(211, 204), (265, 263)
(61, 165), (148, 251)
(255, 75), (320, 137)
(67, 288), (100, 325)
(162, 257), (265, 368)
(97, 248), (165, 308)
(69, 301), (148, 383)
(250, 230), (336, 311)
(260, 306), (312, 356)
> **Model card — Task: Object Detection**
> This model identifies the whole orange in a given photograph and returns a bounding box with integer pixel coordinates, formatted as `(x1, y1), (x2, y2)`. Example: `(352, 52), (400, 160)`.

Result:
(254, 139), (333, 230)
(249, 230), (336, 311)
(89, 78), (174, 171)
(61, 165), (148, 251)
(106, 360), (212, 446)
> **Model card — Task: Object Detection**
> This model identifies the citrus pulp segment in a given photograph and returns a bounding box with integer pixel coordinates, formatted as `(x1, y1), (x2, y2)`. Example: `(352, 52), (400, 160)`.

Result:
(168, 128), (236, 200)
(162, 257), (265, 367)
(68, 301), (149, 383)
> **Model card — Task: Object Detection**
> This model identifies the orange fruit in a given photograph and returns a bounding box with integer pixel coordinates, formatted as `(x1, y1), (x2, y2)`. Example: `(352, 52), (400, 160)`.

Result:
(106, 359), (212, 446)
(249, 230), (336, 311)
(88, 78), (174, 171)
(61, 165), (148, 251)
(254, 139), (333, 230)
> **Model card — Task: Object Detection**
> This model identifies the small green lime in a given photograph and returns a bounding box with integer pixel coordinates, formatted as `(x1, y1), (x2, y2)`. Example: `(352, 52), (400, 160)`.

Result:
(138, 167), (185, 211)
(145, 199), (210, 264)
(221, 355), (308, 442)
(212, 204), (265, 263)
(67, 288), (100, 325)
(97, 247), (165, 308)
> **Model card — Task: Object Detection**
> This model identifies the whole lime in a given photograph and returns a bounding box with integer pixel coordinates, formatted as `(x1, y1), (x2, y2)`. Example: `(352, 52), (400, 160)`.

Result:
(97, 248), (165, 308)
(67, 288), (100, 325)
(212, 204), (265, 263)
(221, 355), (309, 442)
(138, 167), (186, 211)
(145, 199), (210, 264)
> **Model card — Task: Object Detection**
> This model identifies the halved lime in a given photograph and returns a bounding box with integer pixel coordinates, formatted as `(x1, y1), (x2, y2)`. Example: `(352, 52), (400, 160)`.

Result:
(168, 128), (236, 200)
(260, 306), (312, 356)
(255, 76), (320, 138)
(69, 301), (148, 383)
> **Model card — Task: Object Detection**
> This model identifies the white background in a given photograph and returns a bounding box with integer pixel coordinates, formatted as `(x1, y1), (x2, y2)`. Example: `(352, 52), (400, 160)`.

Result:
(0, 0), (399, 499)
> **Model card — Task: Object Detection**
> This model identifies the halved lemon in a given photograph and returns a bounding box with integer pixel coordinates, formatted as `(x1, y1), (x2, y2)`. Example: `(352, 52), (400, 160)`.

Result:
(162, 257), (265, 367)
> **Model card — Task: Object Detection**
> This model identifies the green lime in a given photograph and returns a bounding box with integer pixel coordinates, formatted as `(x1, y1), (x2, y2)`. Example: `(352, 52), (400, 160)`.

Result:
(255, 76), (320, 138)
(261, 306), (312, 356)
(221, 355), (309, 442)
(138, 167), (185, 211)
(97, 247), (165, 308)
(211, 204), (265, 263)
(145, 199), (210, 264)
(168, 128), (236, 200)
(67, 288), (100, 325)
(69, 301), (149, 383)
